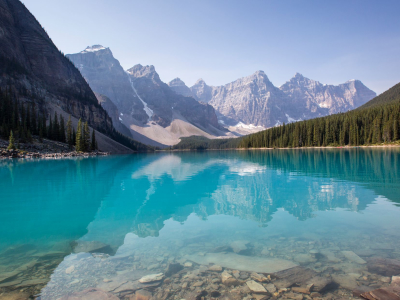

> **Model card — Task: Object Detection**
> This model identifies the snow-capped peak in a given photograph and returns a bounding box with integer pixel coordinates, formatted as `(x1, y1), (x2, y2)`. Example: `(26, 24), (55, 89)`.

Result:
(81, 45), (107, 53)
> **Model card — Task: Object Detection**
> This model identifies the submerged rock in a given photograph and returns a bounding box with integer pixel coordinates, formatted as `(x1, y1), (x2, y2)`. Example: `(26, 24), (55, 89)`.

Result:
(208, 264), (223, 272)
(230, 240), (249, 253)
(273, 266), (316, 289)
(221, 270), (240, 286)
(332, 273), (360, 290)
(185, 252), (297, 273)
(367, 257), (400, 276)
(133, 289), (152, 300)
(59, 288), (119, 300)
(306, 276), (335, 293)
(72, 240), (113, 255)
(246, 280), (268, 294)
(341, 251), (366, 264)
(138, 273), (164, 283)
(165, 263), (183, 277)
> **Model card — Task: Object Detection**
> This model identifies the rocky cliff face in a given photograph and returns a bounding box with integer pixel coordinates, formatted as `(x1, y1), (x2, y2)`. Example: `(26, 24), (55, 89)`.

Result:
(67, 46), (148, 124)
(0, 0), (114, 134)
(68, 47), (226, 145)
(127, 64), (221, 130)
(95, 93), (132, 138)
(279, 73), (377, 119)
(168, 78), (197, 99)
(191, 79), (213, 103)
(186, 72), (376, 128)
(188, 71), (290, 127)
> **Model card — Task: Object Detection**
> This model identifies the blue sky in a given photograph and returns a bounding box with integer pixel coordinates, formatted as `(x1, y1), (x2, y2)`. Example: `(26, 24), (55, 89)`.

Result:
(23, 0), (400, 94)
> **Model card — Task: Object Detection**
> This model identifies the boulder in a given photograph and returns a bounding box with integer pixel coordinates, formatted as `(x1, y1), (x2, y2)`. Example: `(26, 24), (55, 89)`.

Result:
(273, 266), (317, 289)
(342, 251), (366, 264)
(139, 273), (164, 284)
(246, 280), (268, 294)
(230, 240), (249, 253)
(332, 274), (360, 290)
(165, 263), (183, 277)
(221, 270), (240, 286)
(251, 272), (269, 282)
(185, 253), (297, 273)
(132, 289), (152, 300)
(306, 276), (335, 293)
(367, 257), (400, 276)
(209, 265), (223, 272)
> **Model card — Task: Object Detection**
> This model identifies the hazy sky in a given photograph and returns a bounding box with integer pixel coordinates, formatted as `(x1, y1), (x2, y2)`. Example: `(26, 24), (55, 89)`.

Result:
(22, 0), (400, 94)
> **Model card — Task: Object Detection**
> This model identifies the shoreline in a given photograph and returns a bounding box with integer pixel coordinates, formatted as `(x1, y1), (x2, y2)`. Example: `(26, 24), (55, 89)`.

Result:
(160, 143), (400, 152)
(0, 149), (110, 160)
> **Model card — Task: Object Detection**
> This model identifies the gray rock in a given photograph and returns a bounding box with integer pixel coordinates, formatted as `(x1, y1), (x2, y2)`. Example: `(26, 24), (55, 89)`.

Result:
(246, 280), (268, 294)
(138, 273), (164, 283)
(185, 252), (297, 273)
(187, 72), (375, 129)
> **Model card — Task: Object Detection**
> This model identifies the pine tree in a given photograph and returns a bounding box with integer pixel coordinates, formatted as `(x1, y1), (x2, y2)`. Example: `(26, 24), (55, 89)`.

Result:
(84, 122), (90, 152)
(91, 128), (97, 151)
(66, 115), (73, 147)
(53, 112), (59, 141)
(59, 115), (66, 142)
(75, 119), (83, 152)
(7, 130), (16, 150)
(393, 119), (399, 141)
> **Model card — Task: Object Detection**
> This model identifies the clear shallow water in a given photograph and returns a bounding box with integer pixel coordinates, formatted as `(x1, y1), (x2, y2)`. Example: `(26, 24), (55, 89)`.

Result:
(0, 149), (400, 299)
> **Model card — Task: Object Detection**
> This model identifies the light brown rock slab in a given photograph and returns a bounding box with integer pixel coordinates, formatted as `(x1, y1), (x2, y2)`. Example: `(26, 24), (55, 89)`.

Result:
(246, 280), (268, 294)
(342, 251), (367, 264)
(332, 273), (360, 290)
(185, 253), (297, 273)
(138, 273), (164, 283)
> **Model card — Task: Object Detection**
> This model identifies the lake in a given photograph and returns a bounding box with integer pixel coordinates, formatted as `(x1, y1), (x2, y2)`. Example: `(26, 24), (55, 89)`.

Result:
(1, 149), (400, 299)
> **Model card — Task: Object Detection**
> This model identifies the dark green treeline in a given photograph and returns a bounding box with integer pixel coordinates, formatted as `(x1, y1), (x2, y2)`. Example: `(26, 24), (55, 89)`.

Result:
(0, 88), (97, 151)
(240, 101), (400, 148)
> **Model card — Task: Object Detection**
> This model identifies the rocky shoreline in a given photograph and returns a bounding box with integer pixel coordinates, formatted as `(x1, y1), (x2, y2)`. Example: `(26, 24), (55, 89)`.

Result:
(0, 149), (110, 159)
(0, 138), (110, 159)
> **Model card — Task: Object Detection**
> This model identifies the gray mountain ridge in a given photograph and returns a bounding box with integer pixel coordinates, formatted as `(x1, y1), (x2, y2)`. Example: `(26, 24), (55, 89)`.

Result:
(169, 72), (377, 128)
(67, 46), (226, 146)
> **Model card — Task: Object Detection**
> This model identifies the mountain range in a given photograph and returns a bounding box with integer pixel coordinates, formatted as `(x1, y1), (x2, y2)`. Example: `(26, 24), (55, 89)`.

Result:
(169, 72), (377, 128)
(67, 46), (230, 147)
(68, 45), (376, 146)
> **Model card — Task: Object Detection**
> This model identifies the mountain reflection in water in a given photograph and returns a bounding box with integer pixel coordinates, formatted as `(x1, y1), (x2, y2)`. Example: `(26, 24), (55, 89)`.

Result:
(0, 148), (399, 299)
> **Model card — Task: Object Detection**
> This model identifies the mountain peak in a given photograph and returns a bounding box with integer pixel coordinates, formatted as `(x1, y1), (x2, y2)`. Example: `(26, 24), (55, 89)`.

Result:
(81, 45), (108, 53)
(194, 78), (207, 85)
(294, 72), (304, 78)
(127, 64), (156, 76)
(168, 78), (187, 87)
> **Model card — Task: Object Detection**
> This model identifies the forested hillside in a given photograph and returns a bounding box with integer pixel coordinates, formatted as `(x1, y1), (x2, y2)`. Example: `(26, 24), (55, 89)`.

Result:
(358, 82), (400, 109)
(0, 88), (151, 152)
(240, 82), (400, 148)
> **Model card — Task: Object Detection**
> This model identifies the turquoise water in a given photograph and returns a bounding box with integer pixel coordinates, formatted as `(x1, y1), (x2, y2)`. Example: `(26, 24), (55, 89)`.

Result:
(1, 149), (400, 299)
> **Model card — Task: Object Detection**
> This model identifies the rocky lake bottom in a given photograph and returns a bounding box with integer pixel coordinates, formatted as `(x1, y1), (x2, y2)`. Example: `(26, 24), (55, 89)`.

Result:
(1, 149), (400, 300)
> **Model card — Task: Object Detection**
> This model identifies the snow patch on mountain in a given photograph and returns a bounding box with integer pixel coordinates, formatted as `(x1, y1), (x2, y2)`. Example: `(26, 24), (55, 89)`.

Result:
(285, 114), (302, 123)
(81, 45), (106, 53)
(126, 72), (153, 122)
(233, 122), (264, 130)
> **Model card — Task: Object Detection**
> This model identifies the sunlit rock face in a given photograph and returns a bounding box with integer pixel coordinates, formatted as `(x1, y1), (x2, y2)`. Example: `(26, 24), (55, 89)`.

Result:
(185, 72), (376, 128)
(68, 48), (226, 146)
(279, 73), (377, 119)
(168, 78), (198, 99)
(67, 46), (149, 124)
